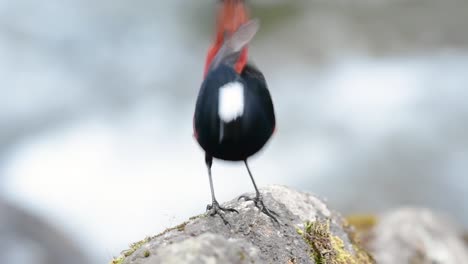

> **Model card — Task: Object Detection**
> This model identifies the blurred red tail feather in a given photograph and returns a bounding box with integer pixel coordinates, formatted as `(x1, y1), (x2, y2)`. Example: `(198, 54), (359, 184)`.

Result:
(204, 0), (250, 76)
(216, 0), (249, 42)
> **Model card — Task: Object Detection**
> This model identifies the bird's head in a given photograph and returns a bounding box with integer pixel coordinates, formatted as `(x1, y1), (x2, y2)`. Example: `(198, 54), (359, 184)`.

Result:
(204, 0), (256, 77)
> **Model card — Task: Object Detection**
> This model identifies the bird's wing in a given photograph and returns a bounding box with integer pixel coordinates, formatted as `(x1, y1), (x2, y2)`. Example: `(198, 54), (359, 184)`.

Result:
(208, 19), (260, 73)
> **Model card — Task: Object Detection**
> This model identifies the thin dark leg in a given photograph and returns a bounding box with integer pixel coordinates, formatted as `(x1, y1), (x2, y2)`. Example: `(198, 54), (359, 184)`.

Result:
(244, 160), (261, 198)
(239, 160), (279, 223)
(205, 154), (238, 224)
(206, 154), (217, 203)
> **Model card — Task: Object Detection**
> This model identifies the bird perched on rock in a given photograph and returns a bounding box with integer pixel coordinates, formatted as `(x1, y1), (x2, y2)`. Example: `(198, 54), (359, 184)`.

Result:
(194, 0), (277, 223)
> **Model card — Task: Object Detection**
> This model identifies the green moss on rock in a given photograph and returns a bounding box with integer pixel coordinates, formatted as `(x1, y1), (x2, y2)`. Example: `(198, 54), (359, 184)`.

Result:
(109, 237), (152, 264)
(297, 219), (375, 264)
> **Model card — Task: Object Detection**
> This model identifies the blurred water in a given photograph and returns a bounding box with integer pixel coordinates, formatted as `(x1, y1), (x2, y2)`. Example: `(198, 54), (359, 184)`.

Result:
(1, 1), (468, 263)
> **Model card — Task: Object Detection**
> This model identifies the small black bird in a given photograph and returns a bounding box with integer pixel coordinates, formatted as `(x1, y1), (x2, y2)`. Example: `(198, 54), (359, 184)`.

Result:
(194, 0), (277, 222)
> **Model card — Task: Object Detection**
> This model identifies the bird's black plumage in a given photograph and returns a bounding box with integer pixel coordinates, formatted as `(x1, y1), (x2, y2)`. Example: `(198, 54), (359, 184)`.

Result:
(194, 63), (275, 161)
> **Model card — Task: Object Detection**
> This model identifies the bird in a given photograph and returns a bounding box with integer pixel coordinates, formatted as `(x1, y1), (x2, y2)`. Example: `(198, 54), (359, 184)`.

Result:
(193, 0), (277, 223)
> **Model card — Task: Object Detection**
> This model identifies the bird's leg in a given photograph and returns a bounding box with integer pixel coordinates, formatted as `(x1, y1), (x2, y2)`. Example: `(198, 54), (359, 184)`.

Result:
(205, 154), (238, 224)
(238, 160), (279, 223)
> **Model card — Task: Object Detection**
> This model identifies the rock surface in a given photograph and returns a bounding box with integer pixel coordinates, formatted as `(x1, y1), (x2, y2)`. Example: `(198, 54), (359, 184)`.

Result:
(112, 185), (374, 264)
(366, 208), (468, 264)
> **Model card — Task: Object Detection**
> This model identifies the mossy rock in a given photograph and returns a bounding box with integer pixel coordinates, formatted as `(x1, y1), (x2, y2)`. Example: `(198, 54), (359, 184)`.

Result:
(110, 185), (375, 264)
(297, 219), (374, 264)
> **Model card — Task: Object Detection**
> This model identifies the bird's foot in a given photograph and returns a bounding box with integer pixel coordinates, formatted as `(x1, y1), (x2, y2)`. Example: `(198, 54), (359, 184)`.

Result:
(238, 194), (279, 223)
(206, 200), (238, 225)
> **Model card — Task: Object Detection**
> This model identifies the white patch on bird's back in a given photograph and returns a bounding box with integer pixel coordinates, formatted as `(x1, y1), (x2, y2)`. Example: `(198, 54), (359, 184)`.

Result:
(218, 82), (244, 123)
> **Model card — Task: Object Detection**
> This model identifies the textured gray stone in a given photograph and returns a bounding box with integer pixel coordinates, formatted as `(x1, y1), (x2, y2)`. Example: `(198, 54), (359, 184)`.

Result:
(117, 185), (372, 264)
(140, 233), (261, 264)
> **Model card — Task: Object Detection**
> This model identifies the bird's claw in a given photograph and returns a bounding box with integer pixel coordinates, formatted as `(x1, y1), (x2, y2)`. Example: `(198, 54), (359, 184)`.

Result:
(206, 200), (238, 225)
(238, 194), (279, 223)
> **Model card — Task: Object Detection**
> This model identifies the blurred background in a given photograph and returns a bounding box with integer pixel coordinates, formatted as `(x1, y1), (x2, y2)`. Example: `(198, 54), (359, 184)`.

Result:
(1, 0), (467, 263)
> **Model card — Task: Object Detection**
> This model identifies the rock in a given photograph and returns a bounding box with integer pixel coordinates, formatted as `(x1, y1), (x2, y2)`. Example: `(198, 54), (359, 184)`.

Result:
(364, 208), (468, 264)
(139, 233), (262, 264)
(0, 199), (90, 264)
(111, 185), (374, 264)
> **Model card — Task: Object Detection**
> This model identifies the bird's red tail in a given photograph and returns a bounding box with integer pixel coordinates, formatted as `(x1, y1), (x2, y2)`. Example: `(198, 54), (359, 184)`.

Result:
(204, 0), (250, 76)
